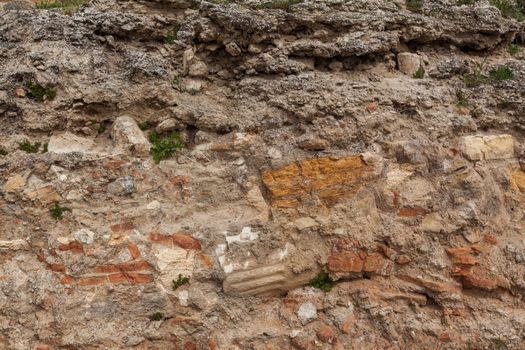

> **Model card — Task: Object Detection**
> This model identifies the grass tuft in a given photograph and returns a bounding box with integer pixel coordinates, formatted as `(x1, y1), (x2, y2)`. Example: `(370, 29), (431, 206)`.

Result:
(149, 312), (164, 321)
(138, 121), (152, 131)
(508, 44), (520, 55)
(257, 0), (303, 10)
(50, 203), (67, 220)
(163, 26), (180, 45)
(19, 141), (41, 153)
(456, 90), (469, 107)
(172, 274), (190, 290)
(406, 0), (423, 12)
(308, 272), (335, 293)
(36, 0), (87, 14)
(489, 0), (524, 21)
(149, 131), (183, 164)
(489, 66), (514, 81)
(413, 66), (425, 79)
(27, 83), (56, 102)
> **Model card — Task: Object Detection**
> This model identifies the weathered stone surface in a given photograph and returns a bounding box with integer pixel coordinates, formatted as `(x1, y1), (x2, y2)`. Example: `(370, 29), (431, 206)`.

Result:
(111, 116), (151, 156)
(47, 132), (95, 154)
(459, 134), (515, 161)
(397, 52), (421, 76)
(262, 156), (376, 208)
(3, 1), (525, 349)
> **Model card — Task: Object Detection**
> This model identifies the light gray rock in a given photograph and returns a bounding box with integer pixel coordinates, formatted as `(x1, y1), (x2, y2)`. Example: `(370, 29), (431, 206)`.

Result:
(47, 132), (95, 154)
(111, 116), (151, 156)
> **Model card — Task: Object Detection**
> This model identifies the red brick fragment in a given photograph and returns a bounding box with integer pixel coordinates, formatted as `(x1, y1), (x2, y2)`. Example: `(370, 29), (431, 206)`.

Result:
(107, 272), (154, 284)
(78, 276), (107, 286)
(58, 242), (84, 254)
(48, 263), (65, 273)
(110, 222), (134, 233)
(173, 233), (201, 250)
(94, 260), (152, 274)
(60, 276), (75, 285)
(183, 342), (197, 350)
(396, 255), (412, 265)
(149, 232), (174, 246)
(328, 251), (363, 273)
(317, 324), (337, 344)
(127, 243), (141, 259)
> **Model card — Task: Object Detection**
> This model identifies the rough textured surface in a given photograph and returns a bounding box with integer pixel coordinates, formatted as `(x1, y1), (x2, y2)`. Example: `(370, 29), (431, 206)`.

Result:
(1, 0), (525, 349)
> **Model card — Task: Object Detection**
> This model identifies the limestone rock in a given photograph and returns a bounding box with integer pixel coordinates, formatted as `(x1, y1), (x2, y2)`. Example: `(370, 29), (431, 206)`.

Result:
(48, 132), (95, 154)
(460, 134), (515, 161)
(397, 52), (421, 76)
(111, 116), (151, 156)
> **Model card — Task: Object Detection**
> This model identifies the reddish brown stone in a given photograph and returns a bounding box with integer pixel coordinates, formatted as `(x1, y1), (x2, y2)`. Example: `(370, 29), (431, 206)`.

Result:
(366, 102), (378, 112)
(110, 222), (134, 233)
(183, 342), (197, 350)
(94, 260), (152, 274)
(58, 242), (83, 254)
(363, 252), (384, 273)
(197, 253), (214, 268)
(317, 324), (337, 344)
(60, 276), (75, 285)
(78, 276), (108, 286)
(107, 272), (154, 284)
(149, 233), (174, 247)
(483, 234), (498, 245)
(328, 251), (364, 273)
(103, 160), (125, 171)
(299, 138), (330, 151)
(48, 263), (65, 273)
(127, 243), (141, 259)
(262, 156), (375, 208)
(396, 255), (412, 265)
(173, 233), (201, 250)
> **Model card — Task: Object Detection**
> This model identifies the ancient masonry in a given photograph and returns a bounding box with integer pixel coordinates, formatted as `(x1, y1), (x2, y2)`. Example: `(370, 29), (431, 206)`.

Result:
(2, 0), (525, 349)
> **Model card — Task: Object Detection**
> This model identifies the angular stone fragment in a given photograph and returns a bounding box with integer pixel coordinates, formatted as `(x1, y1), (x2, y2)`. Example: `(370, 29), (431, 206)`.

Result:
(3, 174), (26, 192)
(459, 134), (514, 161)
(48, 132), (95, 154)
(111, 116), (151, 156)
(397, 52), (421, 76)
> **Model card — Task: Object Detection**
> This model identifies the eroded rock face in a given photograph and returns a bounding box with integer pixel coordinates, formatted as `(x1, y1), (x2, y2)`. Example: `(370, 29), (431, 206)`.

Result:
(2, 0), (525, 349)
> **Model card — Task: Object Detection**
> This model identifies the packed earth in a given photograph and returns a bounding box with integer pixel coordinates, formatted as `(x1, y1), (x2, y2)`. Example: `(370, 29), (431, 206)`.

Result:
(1, 0), (525, 349)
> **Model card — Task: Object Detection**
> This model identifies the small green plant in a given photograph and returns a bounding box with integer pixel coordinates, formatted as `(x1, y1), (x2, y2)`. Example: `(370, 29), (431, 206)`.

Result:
(0, 148), (8, 156)
(50, 203), (67, 220)
(97, 123), (107, 134)
(36, 0), (87, 14)
(458, 0), (477, 4)
(163, 26), (179, 44)
(492, 338), (508, 349)
(489, 0), (524, 21)
(508, 44), (520, 55)
(41, 143), (48, 153)
(308, 272), (335, 293)
(19, 141), (41, 153)
(149, 131), (184, 164)
(490, 66), (514, 81)
(27, 82), (56, 102)
(138, 121), (152, 130)
(463, 59), (489, 87)
(172, 75), (186, 92)
(456, 90), (469, 107)
(172, 274), (190, 290)
(149, 312), (164, 321)
(406, 0), (423, 12)
(257, 0), (303, 10)
(413, 66), (425, 79)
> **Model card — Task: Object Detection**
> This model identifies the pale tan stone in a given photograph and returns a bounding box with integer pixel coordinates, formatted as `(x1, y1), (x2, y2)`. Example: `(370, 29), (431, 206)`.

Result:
(3, 174), (26, 192)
